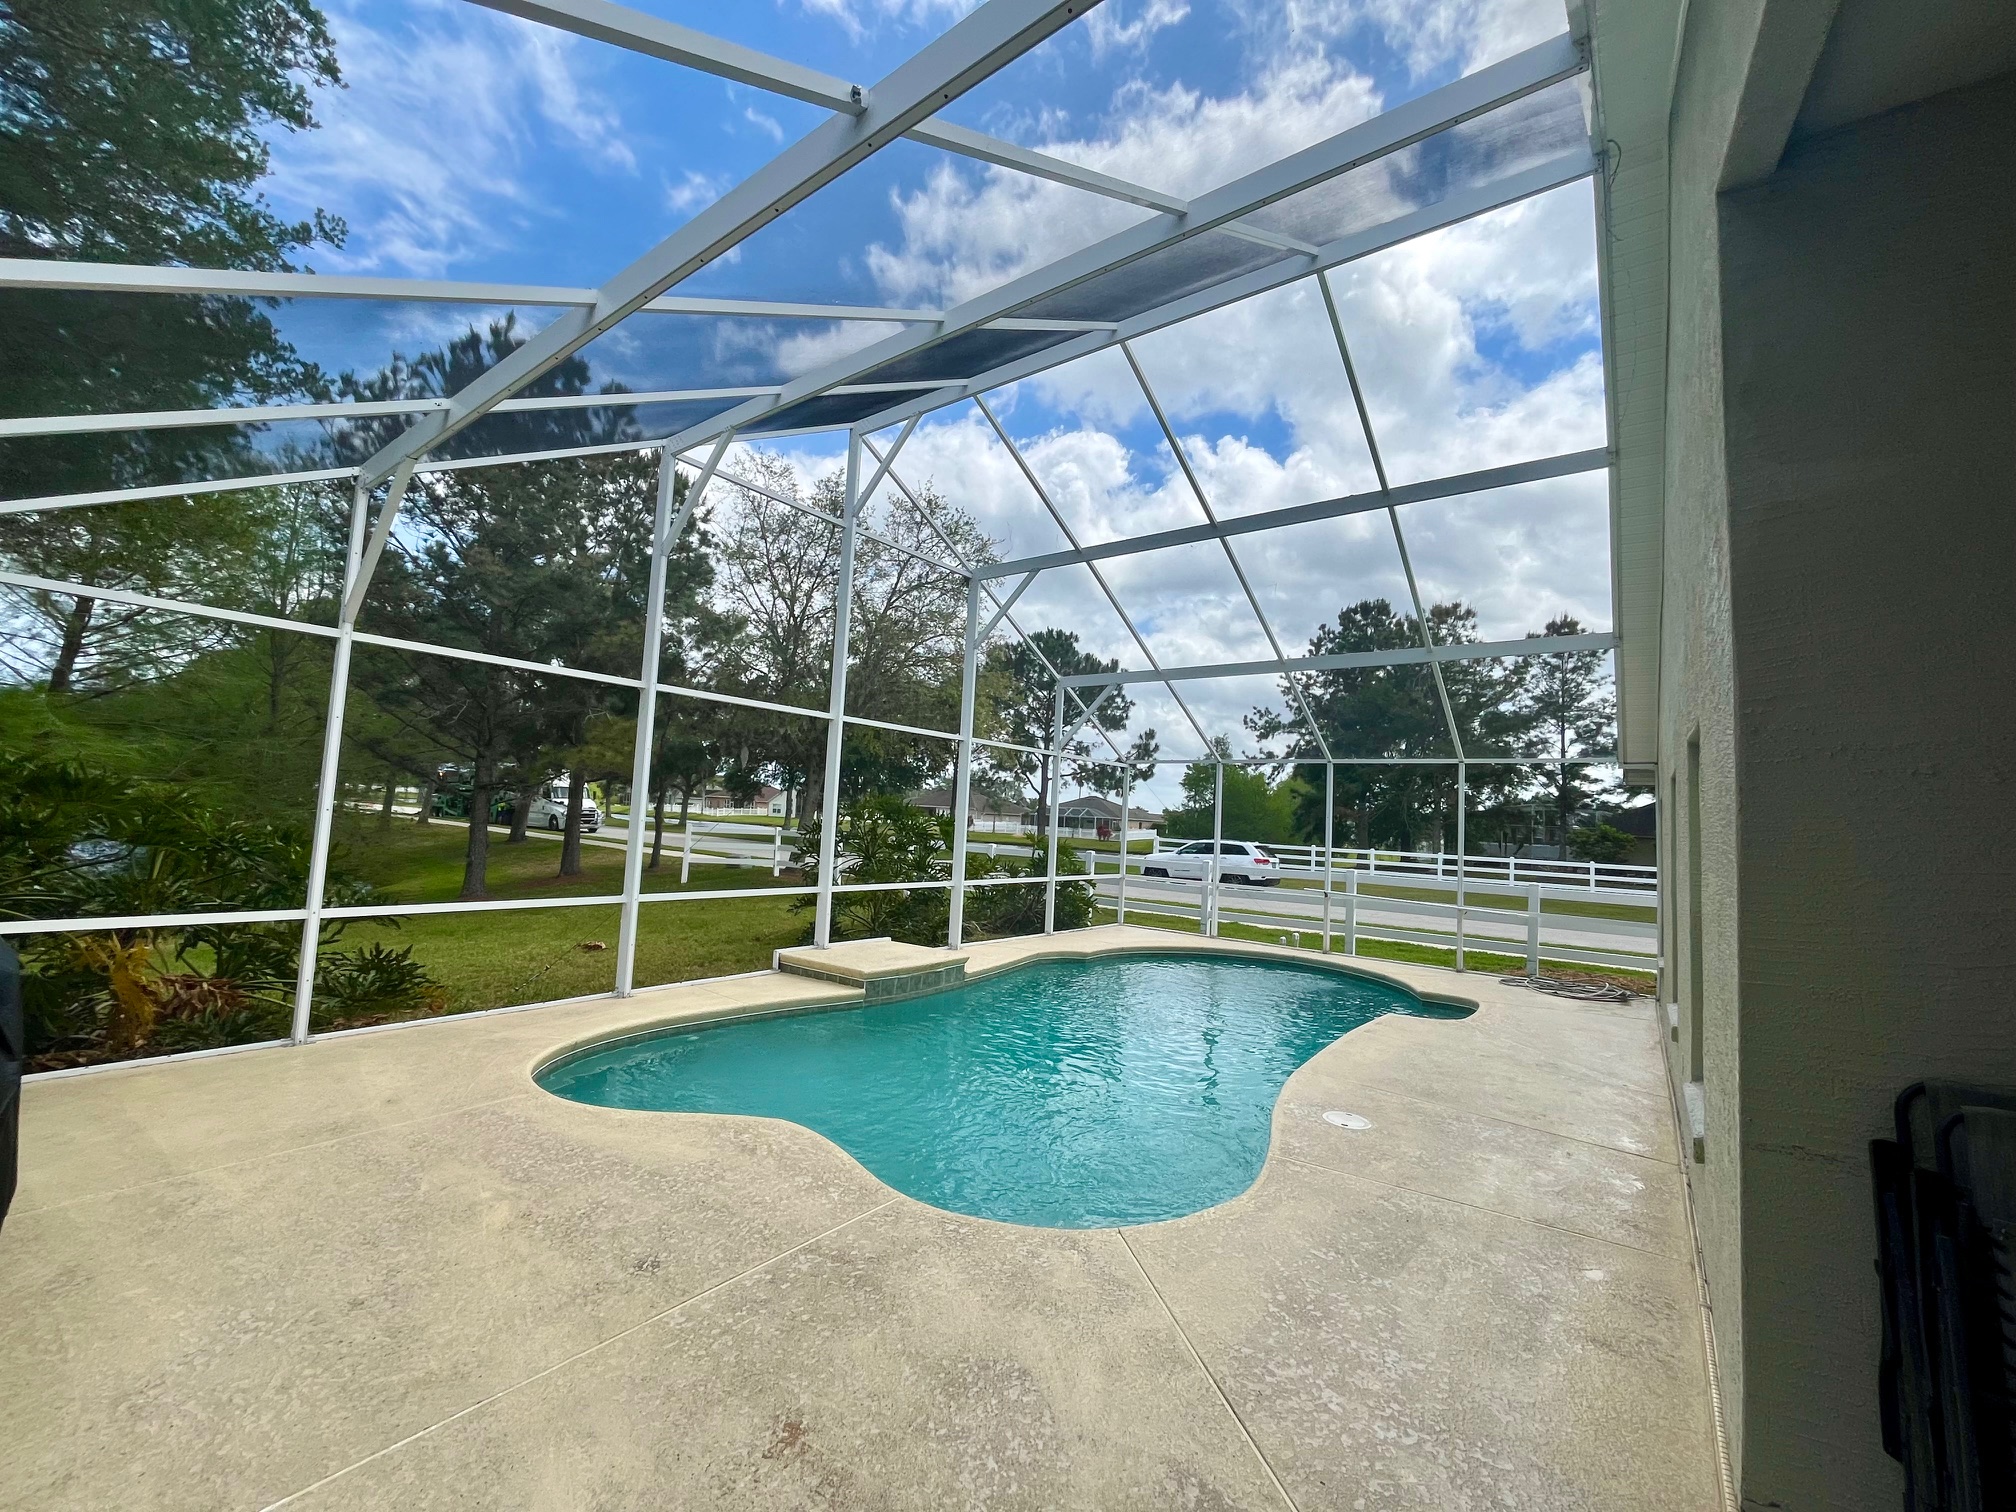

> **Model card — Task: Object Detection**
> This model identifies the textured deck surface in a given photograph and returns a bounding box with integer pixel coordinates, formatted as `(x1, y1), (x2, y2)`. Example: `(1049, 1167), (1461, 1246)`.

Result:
(1, 928), (1721, 1510)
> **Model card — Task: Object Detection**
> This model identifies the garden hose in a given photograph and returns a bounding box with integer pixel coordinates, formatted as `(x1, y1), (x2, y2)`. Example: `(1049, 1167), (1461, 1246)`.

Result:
(1500, 975), (1636, 1004)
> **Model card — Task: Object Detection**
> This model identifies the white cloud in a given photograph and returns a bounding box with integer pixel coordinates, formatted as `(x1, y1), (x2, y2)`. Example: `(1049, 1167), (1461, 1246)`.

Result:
(265, 0), (638, 277)
(743, 106), (786, 144)
(1267, 0), (1567, 80)
(665, 170), (729, 216)
(792, 0), (980, 44)
(1085, 0), (1191, 57)
(752, 319), (910, 381)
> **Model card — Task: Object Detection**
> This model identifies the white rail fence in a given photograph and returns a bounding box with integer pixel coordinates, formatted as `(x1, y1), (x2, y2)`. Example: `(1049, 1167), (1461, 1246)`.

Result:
(1093, 854), (1660, 977)
(1146, 836), (1657, 892)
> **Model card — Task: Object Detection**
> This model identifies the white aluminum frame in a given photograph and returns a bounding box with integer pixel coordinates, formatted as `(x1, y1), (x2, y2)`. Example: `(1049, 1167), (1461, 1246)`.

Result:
(4, 9), (1643, 1066)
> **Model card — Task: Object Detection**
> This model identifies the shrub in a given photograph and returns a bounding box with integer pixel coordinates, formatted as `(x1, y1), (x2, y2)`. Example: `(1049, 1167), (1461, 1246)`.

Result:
(789, 798), (1095, 946)
(1568, 822), (1635, 864)
(0, 749), (445, 1068)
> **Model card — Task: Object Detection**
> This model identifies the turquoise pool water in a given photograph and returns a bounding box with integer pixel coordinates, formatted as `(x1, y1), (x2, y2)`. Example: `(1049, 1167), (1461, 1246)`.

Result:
(538, 952), (1463, 1228)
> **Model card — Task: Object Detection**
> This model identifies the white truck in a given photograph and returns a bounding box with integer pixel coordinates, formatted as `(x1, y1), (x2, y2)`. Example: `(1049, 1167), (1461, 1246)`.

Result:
(526, 778), (599, 834)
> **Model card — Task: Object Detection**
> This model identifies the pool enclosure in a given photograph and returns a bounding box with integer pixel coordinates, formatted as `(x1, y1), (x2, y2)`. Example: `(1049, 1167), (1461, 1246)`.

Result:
(0, 0), (1640, 1059)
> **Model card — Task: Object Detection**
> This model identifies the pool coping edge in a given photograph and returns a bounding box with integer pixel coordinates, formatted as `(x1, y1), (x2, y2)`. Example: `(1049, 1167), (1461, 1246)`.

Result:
(524, 932), (1481, 1086)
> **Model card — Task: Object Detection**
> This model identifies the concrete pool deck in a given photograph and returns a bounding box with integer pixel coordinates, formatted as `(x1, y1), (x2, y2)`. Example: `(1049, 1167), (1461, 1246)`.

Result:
(1, 927), (1723, 1510)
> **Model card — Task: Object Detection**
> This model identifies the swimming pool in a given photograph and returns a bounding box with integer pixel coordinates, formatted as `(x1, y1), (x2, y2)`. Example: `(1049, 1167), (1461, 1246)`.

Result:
(538, 952), (1466, 1228)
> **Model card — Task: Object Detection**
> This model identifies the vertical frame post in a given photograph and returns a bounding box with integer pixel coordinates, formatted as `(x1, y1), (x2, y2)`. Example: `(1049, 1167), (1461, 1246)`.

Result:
(1321, 761), (1335, 953)
(948, 575), (981, 947)
(813, 433), (863, 948)
(1042, 683), (1064, 933)
(1209, 759), (1224, 938)
(1116, 765), (1130, 925)
(1454, 761), (1468, 971)
(1526, 882), (1543, 978)
(1344, 867), (1359, 956)
(617, 437), (726, 995)
(290, 479), (375, 1043)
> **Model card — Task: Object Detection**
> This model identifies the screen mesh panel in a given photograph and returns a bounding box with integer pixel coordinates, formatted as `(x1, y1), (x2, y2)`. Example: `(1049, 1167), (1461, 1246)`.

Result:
(1244, 79), (1590, 248)
(1012, 231), (1286, 324)
(850, 326), (1085, 388)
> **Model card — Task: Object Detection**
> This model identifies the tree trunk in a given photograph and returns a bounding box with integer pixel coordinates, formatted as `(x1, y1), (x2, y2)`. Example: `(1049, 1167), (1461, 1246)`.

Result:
(507, 786), (532, 845)
(265, 632), (286, 734)
(379, 771), (397, 825)
(649, 780), (667, 870)
(558, 773), (586, 877)
(415, 779), (435, 825)
(461, 765), (493, 899)
(47, 595), (93, 693)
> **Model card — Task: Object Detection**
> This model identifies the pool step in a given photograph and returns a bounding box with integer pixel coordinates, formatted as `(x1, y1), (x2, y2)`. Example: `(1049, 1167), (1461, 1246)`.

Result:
(775, 939), (969, 1003)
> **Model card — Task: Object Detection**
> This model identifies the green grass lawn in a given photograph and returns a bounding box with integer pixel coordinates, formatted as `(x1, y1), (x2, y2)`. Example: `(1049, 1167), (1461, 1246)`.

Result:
(330, 817), (808, 1018)
(1090, 908), (1657, 992)
(335, 817), (799, 903)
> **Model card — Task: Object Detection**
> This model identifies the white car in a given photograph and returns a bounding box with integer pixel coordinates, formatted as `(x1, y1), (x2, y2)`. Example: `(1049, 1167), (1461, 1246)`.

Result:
(528, 781), (600, 834)
(1141, 840), (1283, 886)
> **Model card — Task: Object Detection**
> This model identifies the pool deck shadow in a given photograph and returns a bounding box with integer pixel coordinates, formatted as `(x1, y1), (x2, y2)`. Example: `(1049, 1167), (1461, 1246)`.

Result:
(2, 927), (1722, 1511)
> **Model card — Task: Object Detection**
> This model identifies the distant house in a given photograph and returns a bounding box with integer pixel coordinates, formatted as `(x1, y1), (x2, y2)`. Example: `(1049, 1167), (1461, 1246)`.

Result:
(1056, 794), (1165, 839)
(699, 784), (784, 815)
(1610, 801), (1657, 867)
(908, 787), (1166, 837)
(908, 785), (1032, 829)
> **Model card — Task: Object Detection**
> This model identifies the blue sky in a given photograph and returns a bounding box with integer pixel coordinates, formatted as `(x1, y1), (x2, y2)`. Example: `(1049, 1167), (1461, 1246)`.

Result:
(243, 0), (1612, 794)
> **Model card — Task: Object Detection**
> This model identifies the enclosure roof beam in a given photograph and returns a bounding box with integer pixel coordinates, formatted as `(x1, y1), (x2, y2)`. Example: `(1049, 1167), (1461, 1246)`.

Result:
(0, 259), (946, 321)
(1058, 632), (1618, 687)
(979, 449), (1608, 579)
(471, 0), (873, 111)
(0, 382), (975, 442)
(351, 0), (1102, 486)
(0, 441), (1601, 552)
(0, 258), (1118, 339)
(660, 33), (1586, 455)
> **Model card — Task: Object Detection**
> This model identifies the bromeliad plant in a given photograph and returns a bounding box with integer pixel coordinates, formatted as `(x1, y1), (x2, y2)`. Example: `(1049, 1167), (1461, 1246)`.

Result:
(0, 750), (445, 1068)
